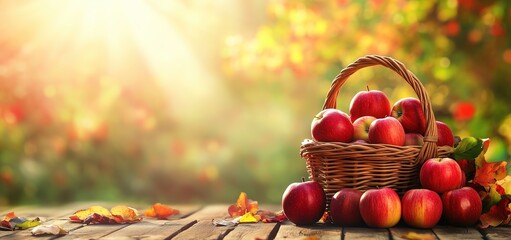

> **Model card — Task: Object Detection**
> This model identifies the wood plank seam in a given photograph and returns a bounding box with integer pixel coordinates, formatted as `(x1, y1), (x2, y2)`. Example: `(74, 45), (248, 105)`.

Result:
(267, 222), (282, 240)
(431, 229), (441, 240)
(216, 226), (236, 240)
(386, 228), (393, 240)
(165, 219), (198, 240)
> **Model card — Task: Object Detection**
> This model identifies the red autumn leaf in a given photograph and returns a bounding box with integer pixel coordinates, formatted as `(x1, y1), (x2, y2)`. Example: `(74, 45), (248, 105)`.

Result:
(480, 197), (511, 228)
(1, 212), (19, 230)
(495, 184), (506, 195)
(4, 212), (16, 222)
(319, 211), (330, 224)
(259, 210), (287, 223)
(144, 203), (179, 220)
(83, 213), (115, 225)
(474, 161), (507, 187)
(228, 192), (258, 218)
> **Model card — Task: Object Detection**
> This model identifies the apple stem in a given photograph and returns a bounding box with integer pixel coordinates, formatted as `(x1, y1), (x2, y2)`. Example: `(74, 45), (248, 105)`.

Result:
(301, 177), (306, 182)
(366, 85), (370, 91)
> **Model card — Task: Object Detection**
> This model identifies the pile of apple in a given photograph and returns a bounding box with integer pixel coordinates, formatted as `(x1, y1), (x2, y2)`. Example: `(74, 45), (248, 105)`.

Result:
(310, 89), (454, 147)
(282, 157), (483, 228)
(283, 89), (482, 227)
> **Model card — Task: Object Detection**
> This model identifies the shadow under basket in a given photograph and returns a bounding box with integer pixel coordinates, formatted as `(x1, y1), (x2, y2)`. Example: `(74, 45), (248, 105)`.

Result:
(300, 55), (454, 205)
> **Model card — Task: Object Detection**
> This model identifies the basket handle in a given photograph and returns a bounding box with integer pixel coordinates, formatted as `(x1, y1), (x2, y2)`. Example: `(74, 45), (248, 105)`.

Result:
(323, 55), (439, 164)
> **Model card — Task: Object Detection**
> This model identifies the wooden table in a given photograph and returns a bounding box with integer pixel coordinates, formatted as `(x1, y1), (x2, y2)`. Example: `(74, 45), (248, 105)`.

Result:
(0, 202), (510, 239)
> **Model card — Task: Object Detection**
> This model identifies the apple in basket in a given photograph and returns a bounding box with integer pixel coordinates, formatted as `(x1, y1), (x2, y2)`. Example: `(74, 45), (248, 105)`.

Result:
(282, 180), (326, 225)
(420, 158), (463, 194)
(391, 97), (427, 134)
(368, 117), (405, 146)
(349, 89), (391, 122)
(404, 133), (424, 146)
(352, 116), (376, 142)
(329, 189), (363, 226)
(401, 189), (443, 228)
(311, 109), (353, 142)
(359, 188), (401, 228)
(436, 121), (455, 147)
(442, 187), (482, 227)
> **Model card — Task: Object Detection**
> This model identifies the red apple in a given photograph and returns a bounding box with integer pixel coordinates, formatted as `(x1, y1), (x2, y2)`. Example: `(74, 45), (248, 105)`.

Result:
(404, 133), (424, 146)
(442, 187), (482, 226)
(282, 180), (326, 225)
(329, 189), (363, 226)
(359, 188), (401, 228)
(391, 98), (426, 134)
(311, 109), (353, 142)
(368, 117), (405, 146)
(352, 116), (376, 142)
(420, 158), (463, 194)
(401, 189), (443, 228)
(349, 89), (391, 122)
(458, 171), (466, 188)
(436, 121), (454, 147)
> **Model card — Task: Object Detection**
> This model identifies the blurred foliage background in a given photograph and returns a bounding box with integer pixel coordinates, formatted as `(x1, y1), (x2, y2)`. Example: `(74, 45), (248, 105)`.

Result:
(0, 0), (510, 206)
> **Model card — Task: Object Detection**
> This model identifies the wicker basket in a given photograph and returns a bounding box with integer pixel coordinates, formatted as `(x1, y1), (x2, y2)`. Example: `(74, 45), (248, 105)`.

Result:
(300, 55), (454, 204)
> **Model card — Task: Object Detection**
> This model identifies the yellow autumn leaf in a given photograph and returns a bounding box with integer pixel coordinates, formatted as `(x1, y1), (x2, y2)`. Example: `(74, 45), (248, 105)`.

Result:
(70, 206), (111, 221)
(239, 212), (261, 223)
(497, 175), (511, 194)
(111, 205), (141, 222)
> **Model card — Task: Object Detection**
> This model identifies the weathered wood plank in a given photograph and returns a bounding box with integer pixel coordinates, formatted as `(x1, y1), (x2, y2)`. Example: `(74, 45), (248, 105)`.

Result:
(274, 223), (341, 240)
(57, 224), (131, 240)
(0, 231), (15, 238)
(390, 227), (437, 240)
(99, 205), (201, 239)
(432, 225), (483, 240)
(173, 220), (233, 240)
(171, 205), (234, 240)
(343, 227), (389, 240)
(223, 223), (278, 240)
(481, 226), (511, 240)
(1, 219), (83, 240)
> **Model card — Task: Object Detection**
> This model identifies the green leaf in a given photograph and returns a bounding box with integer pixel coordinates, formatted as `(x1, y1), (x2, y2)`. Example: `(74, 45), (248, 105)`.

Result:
(453, 137), (484, 160)
(15, 218), (41, 230)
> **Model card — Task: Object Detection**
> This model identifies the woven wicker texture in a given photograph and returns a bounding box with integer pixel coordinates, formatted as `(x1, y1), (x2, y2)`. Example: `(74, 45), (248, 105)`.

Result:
(300, 55), (454, 203)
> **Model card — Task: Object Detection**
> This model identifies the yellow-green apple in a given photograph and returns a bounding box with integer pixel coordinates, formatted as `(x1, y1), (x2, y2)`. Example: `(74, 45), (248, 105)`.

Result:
(404, 133), (424, 146)
(329, 189), (363, 226)
(311, 109), (353, 142)
(349, 89), (391, 122)
(420, 158), (463, 194)
(391, 97), (426, 134)
(401, 189), (442, 228)
(436, 121), (454, 147)
(368, 117), (405, 145)
(352, 116), (377, 142)
(441, 187), (482, 226)
(282, 180), (326, 225)
(359, 188), (401, 228)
